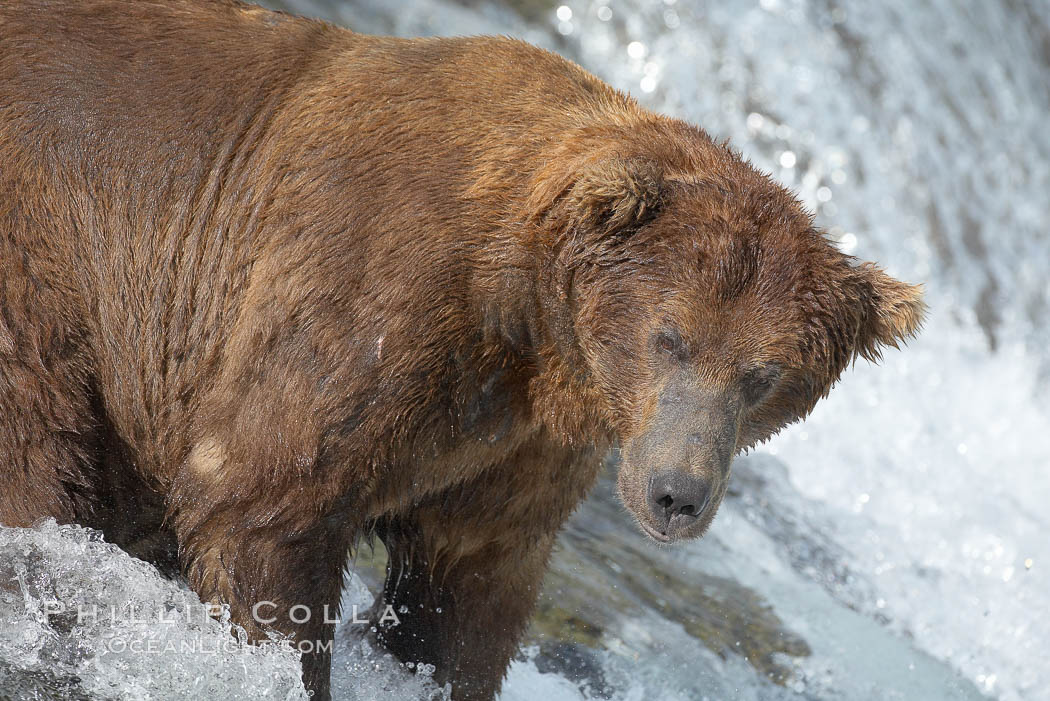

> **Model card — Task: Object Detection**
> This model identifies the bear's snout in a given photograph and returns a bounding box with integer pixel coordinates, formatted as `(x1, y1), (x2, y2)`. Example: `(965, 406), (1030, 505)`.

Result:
(646, 470), (711, 540)
(618, 380), (740, 543)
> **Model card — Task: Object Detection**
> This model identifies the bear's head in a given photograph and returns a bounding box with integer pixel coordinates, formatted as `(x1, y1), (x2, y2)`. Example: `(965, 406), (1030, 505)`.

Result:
(525, 120), (925, 543)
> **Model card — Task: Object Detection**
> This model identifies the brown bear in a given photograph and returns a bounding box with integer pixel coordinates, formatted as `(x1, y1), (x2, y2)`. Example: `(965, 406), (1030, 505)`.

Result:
(0, 1), (925, 699)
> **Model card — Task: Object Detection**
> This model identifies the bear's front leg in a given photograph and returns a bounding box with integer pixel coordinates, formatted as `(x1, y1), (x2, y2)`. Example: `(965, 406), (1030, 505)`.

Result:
(172, 439), (354, 701)
(377, 517), (555, 700)
(375, 441), (601, 701)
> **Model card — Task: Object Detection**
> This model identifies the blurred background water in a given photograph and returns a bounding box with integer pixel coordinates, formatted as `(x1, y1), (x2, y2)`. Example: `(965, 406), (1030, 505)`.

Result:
(2, 1), (1048, 699)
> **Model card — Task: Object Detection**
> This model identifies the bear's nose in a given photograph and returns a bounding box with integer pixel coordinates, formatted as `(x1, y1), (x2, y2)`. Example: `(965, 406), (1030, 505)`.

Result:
(648, 471), (710, 533)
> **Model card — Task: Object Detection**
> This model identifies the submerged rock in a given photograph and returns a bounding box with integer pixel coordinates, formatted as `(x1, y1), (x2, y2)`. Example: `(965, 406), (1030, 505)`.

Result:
(529, 472), (812, 689)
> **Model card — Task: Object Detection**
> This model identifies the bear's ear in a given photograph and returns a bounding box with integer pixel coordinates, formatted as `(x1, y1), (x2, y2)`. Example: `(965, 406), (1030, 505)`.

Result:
(526, 153), (664, 243)
(852, 263), (927, 361)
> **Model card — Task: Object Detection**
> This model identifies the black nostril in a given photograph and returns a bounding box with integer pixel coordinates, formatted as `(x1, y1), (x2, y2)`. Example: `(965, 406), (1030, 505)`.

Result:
(649, 471), (710, 525)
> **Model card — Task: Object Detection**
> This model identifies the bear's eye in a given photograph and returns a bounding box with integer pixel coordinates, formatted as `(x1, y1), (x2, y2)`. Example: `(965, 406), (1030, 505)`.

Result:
(653, 329), (685, 359)
(741, 365), (781, 404)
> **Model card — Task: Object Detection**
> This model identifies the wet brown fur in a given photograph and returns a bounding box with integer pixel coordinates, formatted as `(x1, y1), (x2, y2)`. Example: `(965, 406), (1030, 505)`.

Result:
(0, 1), (925, 699)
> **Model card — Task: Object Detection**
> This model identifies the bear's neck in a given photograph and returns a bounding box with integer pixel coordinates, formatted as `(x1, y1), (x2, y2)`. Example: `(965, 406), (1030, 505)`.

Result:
(469, 230), (614, 450)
